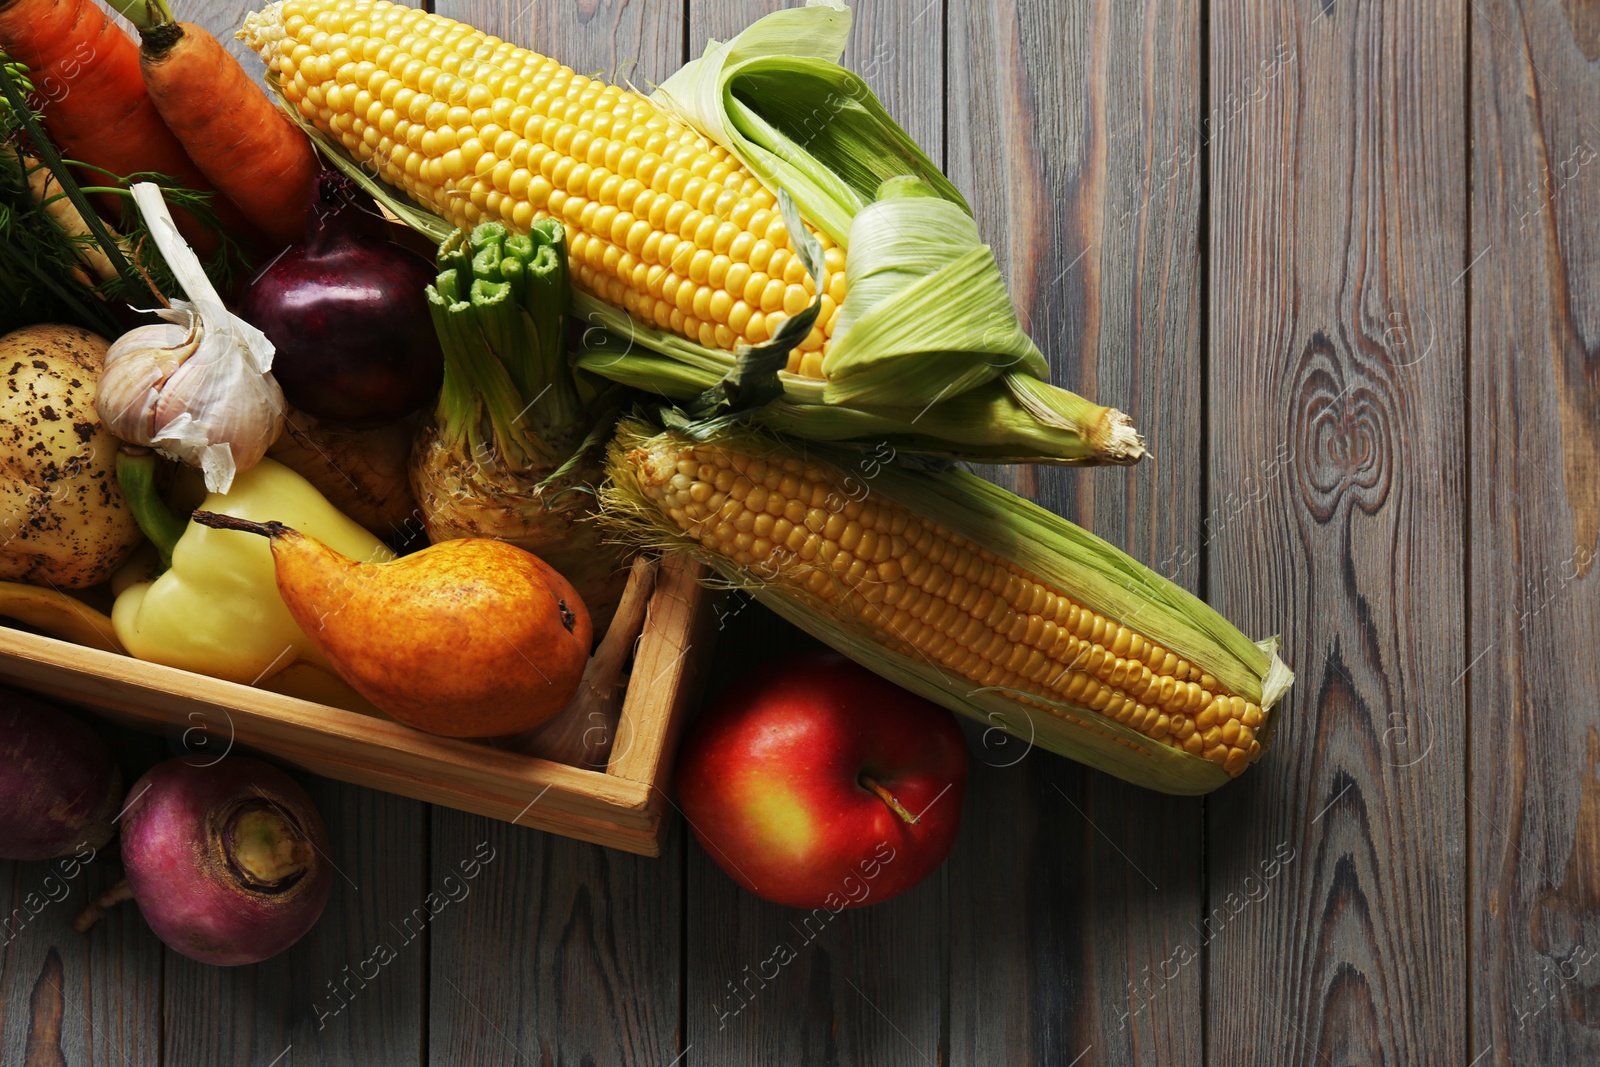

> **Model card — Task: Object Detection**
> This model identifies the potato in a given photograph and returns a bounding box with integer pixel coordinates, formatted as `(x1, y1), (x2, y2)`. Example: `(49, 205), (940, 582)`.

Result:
(0, 325), (142, 588)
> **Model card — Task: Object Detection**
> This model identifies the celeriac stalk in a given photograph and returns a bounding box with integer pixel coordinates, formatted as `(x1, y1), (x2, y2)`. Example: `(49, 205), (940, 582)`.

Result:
(411, 219), (629, 627)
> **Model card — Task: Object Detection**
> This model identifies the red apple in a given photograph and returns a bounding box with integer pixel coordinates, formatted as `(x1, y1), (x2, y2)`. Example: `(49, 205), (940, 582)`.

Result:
(676, 650), (968, 909)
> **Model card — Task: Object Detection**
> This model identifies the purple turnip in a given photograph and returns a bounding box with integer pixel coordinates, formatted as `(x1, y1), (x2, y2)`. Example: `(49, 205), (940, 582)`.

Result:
(77, 757), (333, 966)
(0, 689), (122, 860)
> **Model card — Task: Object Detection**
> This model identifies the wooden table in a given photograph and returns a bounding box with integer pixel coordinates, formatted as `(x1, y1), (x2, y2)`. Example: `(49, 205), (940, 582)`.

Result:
(2, 0), (1594, 1063)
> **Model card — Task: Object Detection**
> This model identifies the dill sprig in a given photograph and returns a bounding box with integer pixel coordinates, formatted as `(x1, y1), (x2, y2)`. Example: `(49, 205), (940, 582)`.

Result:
(0, 56), (244, 335)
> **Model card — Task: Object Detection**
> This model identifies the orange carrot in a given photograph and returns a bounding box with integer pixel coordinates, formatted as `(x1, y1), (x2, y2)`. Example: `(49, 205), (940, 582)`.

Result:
(0, 0), (226, 252)
(136, 18), (320, 248)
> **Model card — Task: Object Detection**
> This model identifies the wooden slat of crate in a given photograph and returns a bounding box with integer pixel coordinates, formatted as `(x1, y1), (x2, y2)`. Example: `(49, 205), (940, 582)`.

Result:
(0, 555), (715, 856)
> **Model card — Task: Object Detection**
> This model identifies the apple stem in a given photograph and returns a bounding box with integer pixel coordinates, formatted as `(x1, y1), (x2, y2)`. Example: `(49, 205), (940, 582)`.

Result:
(860, 775), (920, 825)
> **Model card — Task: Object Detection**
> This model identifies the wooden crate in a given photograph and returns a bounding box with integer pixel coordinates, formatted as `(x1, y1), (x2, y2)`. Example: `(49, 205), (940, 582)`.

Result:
(0, 554), (718, 857)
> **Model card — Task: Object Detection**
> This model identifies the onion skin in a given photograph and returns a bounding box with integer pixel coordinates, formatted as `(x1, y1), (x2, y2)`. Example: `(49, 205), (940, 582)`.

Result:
(0, 689), (122, 860)
(238, 173), (442, 426)
(120, 757), (332, 966)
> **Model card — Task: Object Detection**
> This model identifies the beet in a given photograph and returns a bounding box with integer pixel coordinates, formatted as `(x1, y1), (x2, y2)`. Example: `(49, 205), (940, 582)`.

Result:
(0, 689), (122, 860)
(108, 757), (332, 966)
(238, 171), (442, 426)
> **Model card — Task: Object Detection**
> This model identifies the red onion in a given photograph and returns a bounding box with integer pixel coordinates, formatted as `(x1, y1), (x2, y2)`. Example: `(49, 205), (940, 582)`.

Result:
(78, 757), (332, 966)
(239, 171), (442, 426)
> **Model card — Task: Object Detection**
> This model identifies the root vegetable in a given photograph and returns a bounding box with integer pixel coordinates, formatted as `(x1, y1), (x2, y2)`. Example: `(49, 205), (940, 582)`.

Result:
(0, 687), (122, 860)
(0, 0), (227, 250)
(0, 324), (143, 587)
(411, 220), (629, 629)
(101, 0), (319, 247)
(266, 409), (420, 541)
(78, 757), (332, 966)
(511, 555), (657, 767)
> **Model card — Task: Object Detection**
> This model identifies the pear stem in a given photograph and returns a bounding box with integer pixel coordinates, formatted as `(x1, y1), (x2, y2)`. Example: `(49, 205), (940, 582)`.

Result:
(191, 511), (289, 539)
(860, 775), (920, 825)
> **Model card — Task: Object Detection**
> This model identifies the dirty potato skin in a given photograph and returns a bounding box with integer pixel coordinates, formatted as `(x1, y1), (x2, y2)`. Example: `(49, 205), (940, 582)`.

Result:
(0, 325), (143, 588)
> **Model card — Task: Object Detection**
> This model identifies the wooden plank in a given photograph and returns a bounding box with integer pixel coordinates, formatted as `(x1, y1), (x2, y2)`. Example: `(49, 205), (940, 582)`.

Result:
(1470, 1), (1600, 1062)
(0, 718), (162, 1067)
(678, 3), (945, 1063)
(943, 0), (1204, 1063)
(437, 0), (686, 89)
(422, 3), (687, 1064)
(426, 811), (683, 1066)
(0, 565), (722, 853)
(1207, 1), (1466, 1062)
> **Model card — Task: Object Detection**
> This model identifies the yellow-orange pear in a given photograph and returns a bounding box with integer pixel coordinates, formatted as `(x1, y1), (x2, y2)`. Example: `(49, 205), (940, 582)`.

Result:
(191, 511), (593, 737)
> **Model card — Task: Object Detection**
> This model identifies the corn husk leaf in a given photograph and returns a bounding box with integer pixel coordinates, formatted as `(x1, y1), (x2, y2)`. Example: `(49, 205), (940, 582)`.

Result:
(649, 6), (1072, 417)
(815, 184), (1047, 407)
(650, 0), (960, 247)
(602, 419), (1293, 795)
(585, 346), (1134, 463)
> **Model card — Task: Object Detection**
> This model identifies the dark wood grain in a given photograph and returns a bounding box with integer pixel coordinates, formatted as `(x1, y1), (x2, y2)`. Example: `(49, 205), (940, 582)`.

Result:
(415, 4), (689, 1065)
(943, 1), (1205, 1063)
(1471, 1), (1600, 1062)
(1207, 1), (1466, 1063)
(426, 811), (683, 1066)
(0, 718), (163, 1067)
(435, 0), (687, 89)
(162, 780), (428, 1065)
(679, 3), (946, 1063)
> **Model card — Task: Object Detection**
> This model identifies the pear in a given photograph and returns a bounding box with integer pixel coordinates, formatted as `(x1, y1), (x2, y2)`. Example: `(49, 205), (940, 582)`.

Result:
(191, 511), (593, 737)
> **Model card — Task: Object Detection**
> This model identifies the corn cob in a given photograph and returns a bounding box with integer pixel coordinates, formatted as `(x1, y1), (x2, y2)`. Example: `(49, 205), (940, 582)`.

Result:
(240, 0), (1147, 469)
(241, 0), (844, 377)
(604, 421), (1293, 793)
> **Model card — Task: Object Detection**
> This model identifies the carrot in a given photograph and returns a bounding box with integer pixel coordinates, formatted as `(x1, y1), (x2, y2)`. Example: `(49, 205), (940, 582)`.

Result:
(138, 21), (319, 248)
(0, 0), (225, 252)
(92, 0), (319, 250)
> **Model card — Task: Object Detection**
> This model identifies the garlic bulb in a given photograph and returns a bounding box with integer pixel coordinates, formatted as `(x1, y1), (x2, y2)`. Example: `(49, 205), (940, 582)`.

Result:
(98, 184), (285, 493)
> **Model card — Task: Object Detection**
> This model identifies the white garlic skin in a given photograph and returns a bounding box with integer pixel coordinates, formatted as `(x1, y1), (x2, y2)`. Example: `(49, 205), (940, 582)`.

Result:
(98, 305), (287, 495)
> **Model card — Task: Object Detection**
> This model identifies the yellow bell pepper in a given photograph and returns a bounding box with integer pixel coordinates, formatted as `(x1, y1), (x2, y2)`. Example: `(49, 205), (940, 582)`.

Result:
(113, 451), (393, 684)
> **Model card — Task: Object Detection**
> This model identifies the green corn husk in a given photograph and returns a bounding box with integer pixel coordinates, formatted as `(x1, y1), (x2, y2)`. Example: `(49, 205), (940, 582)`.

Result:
(413, 219), (630, 627)
(257, 0), (1145, 467)
(602, 419), (1293, 794)
(581, 347), (1131, 464)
